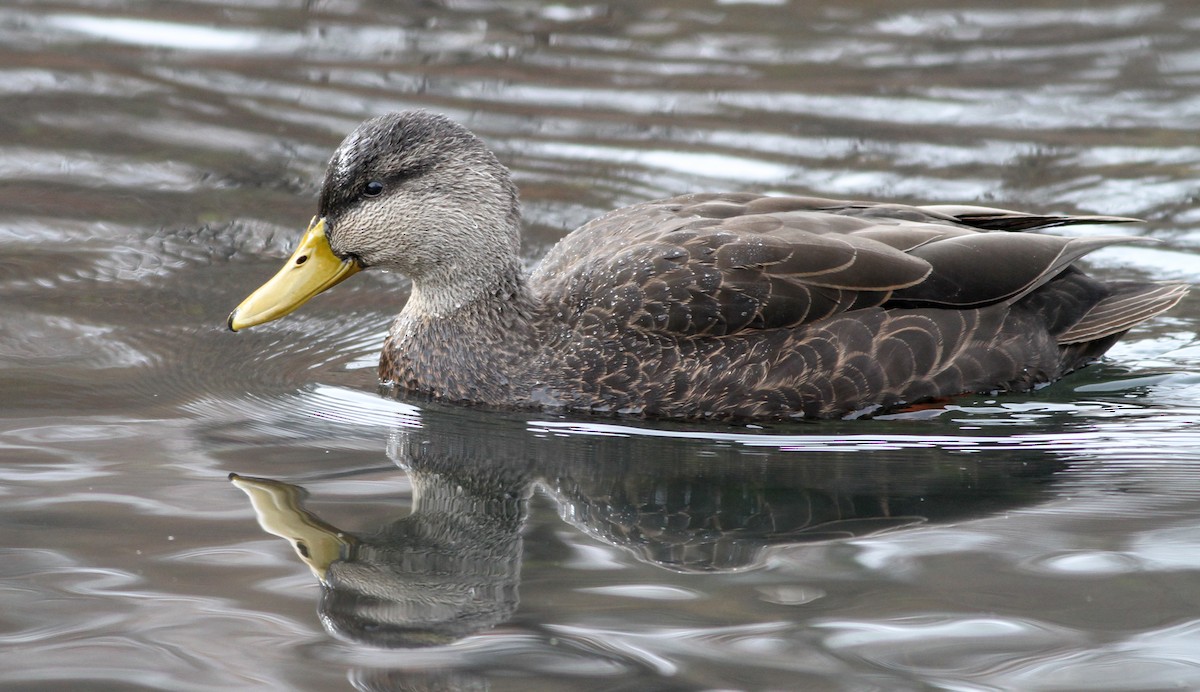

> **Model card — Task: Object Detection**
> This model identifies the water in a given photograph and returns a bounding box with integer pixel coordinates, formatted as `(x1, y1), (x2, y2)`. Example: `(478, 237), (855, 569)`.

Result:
(2, 0), (1199, 689)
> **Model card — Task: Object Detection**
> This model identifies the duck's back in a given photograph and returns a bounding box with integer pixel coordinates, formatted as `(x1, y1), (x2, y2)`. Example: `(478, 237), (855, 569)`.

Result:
(526, 194), (1187, 419)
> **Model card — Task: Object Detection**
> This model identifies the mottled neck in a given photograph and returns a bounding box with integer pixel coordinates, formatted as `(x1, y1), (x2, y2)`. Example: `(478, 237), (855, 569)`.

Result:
(380, 267), (540, 404)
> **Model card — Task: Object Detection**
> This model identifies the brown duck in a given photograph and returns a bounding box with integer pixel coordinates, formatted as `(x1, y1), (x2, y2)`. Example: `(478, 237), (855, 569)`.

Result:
(228, 111), (1188, 420)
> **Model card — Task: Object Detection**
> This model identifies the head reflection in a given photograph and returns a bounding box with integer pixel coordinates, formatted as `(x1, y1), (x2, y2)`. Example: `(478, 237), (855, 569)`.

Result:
(231, 439), (531, 648)
(233, 414), (1064, 648)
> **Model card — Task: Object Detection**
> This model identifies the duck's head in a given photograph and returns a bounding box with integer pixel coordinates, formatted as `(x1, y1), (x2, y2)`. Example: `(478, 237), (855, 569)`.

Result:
(228, 111), (521, 331)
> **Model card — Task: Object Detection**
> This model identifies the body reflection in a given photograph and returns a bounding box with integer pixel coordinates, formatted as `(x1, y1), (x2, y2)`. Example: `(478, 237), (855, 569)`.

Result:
(232, 409), (1064, 648)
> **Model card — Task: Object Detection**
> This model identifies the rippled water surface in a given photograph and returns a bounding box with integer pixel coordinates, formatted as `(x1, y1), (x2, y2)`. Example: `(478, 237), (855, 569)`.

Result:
(3, 1), (1200, 689)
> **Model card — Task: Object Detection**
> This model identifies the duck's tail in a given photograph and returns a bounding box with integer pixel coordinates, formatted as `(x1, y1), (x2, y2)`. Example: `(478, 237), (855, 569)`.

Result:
(1052, 280), (1190, 374)
(1057, 281), (1190, 345)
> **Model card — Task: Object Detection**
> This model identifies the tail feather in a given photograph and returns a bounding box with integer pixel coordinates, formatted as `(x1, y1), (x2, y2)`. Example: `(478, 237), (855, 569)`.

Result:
(1058, 282), (1190, 344)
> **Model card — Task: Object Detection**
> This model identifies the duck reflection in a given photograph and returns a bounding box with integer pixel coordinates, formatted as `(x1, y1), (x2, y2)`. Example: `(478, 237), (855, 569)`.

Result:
(232, 411), (1064, 648)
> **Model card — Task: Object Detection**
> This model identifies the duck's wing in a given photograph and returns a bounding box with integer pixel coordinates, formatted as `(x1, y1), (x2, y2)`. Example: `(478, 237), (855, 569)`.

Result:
(532, 193), (1144, 338)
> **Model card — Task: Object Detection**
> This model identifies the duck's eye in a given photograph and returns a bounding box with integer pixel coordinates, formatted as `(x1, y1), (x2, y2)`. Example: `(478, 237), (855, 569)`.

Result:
(363, 181), (385, 197)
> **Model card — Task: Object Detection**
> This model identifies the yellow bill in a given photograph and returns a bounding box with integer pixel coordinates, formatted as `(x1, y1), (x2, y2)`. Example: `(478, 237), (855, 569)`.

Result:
(229, 473), (355, 582)
(228, 217), (360, 331)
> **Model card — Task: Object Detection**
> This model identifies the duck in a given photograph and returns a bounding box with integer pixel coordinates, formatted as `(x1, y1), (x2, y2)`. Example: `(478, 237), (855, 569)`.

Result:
(228, 110), (1189, 420)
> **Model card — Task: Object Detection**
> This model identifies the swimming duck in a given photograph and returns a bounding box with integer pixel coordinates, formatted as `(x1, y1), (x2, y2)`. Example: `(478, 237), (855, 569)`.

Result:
(228, 111), (1188, 420)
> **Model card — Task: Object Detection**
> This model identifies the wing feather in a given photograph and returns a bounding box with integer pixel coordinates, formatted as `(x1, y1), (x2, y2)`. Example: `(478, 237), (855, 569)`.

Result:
(531, 193), (1150, 339)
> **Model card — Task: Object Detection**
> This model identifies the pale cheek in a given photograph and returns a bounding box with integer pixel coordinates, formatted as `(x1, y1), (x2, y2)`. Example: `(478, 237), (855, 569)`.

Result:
(333, 205), (446, 273)
(332, 208), (386, 259)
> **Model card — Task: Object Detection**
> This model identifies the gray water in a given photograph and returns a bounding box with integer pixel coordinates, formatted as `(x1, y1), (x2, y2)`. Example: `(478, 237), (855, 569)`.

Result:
(3, 1), (1200, 689)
